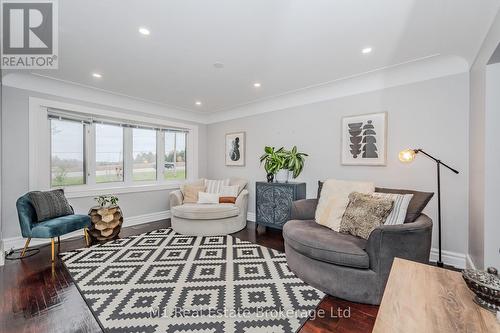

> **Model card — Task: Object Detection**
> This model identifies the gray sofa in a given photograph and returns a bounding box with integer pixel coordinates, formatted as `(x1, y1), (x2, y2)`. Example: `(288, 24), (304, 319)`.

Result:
(283, 198), (432, 305)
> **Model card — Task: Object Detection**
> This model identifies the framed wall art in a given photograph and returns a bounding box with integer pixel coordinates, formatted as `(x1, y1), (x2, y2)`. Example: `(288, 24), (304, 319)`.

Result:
(341, 112), (387, 166)
(225, 132), (245, 166)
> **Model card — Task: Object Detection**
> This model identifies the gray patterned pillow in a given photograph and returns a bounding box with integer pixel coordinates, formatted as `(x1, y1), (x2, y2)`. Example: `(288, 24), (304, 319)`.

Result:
(340, 192), (394, 239)
(28, 189), (74, 222)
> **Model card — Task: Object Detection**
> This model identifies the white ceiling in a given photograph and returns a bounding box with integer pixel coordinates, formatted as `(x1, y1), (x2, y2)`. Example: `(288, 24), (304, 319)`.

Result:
(12, 0), (500, 113)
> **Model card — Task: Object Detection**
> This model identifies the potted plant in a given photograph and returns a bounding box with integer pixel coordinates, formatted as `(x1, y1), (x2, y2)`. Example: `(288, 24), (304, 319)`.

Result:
(260, 146), (308, 182)
(285, 145), (308, 179)
(260, 146), (287, 182)
(94, 194), (119, 208)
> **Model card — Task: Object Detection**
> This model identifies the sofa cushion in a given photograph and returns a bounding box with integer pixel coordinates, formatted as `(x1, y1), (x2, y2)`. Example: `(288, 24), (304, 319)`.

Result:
(229, 178), (248, 195)
(30, 214), (90, 238)
(283, 219), (369, 269)
(172, 203), (240, 220)
(375, 187), (434, 222)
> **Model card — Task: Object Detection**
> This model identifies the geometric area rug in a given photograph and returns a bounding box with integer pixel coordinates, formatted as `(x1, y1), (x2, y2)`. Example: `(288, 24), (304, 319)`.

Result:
(60, 228), (324, 333)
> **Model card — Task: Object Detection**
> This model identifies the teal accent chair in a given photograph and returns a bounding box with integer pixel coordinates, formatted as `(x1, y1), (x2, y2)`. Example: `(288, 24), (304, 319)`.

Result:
(16, 193), (91, 261)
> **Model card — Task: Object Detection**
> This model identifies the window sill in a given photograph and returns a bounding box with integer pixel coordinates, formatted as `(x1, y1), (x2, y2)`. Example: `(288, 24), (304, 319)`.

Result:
(62, 182), (184, 199)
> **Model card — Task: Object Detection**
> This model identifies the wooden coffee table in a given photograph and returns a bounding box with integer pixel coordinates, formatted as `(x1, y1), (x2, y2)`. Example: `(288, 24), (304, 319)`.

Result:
(373, 258), (499, 333)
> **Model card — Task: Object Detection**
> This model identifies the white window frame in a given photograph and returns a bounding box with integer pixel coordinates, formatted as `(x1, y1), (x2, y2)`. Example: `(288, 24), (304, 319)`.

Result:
(29, 97), (199, 198)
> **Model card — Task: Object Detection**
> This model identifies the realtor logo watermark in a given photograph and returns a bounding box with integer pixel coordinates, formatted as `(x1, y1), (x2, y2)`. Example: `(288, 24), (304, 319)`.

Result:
(1, 0), (58, 68)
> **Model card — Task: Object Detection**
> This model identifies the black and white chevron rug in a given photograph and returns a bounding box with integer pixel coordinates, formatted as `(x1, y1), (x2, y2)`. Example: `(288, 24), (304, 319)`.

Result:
(61, 228), (324, 333)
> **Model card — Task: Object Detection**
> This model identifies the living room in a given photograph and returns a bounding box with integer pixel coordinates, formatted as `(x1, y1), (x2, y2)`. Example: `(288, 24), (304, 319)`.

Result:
(1, 1), (499, 332)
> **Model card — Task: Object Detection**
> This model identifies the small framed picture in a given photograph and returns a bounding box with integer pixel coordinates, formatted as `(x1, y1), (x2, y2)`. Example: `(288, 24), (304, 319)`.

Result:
(225, 132), (245, 166)
(341, 112), (387, 166)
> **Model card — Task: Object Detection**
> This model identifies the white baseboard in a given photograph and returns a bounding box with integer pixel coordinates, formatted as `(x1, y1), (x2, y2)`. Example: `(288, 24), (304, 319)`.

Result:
(247, 212), (256, 222)
(430, 248), (466, 269)
(466, 254), (477, 270)
(2, 210), (171, 252)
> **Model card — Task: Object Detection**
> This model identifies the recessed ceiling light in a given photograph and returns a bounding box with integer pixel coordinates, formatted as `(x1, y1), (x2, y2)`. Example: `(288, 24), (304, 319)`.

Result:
(139, 27), (150, 35)
(253, 82), (261, 88)
(362, 47), (372, 54)
(195, 101), (202, 106)
(213, 62), (224, 69)
(92, 73), (102, 78)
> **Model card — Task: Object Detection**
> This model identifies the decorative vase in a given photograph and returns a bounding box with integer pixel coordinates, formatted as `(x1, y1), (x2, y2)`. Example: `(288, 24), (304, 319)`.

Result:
(266, 173), (274, 183)
(88, 205), (123, 244)
(275, 169), (290, 183)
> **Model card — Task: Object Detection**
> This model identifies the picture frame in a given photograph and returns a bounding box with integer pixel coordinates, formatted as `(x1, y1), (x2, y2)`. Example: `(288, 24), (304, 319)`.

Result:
(341, 112), (387, 166)
(225, 132), (246, 166)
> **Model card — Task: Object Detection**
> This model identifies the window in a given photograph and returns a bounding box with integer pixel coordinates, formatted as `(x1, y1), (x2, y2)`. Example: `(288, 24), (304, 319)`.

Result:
(50, 118), (86, 186)
(164, 131), (187, 180)
(38, 104), (195, 193)
(133, 128), (157, 181)
(95, 123), (124, 183)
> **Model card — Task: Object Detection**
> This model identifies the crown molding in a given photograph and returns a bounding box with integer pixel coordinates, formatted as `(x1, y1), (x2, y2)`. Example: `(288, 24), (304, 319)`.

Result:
(2, 72), (207, 124)
(205, 55), (469, 124)
(2, 54), (468, 125)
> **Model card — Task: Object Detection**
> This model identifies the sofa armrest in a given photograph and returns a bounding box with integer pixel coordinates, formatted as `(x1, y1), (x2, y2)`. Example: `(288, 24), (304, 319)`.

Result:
(169, 190), (183, 208)
(235, 189), (249, 209)
(366, 214), (433, 292)
(291, 199), (318, 220)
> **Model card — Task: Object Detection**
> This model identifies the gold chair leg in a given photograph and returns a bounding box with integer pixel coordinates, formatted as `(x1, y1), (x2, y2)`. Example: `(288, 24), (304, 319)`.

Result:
(51, 238), (55, 262)
(84, 228), (90, 247)
(21, 238), (31, 257)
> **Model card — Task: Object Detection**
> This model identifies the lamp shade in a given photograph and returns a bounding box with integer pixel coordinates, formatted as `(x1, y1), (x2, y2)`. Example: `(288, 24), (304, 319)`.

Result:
(399, 149), (416, 163)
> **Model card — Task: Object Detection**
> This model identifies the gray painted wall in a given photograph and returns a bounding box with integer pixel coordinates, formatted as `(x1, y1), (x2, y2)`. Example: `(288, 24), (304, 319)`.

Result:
(1, 86), (207, 240)
(207, 73), (469, 255)
(485, 63), (500, 269)
(469, 10), (500, 269)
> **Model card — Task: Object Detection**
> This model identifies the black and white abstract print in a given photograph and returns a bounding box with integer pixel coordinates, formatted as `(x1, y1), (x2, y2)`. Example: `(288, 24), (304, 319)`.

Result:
(61, 228), (324, 333)
(342, 112), (387, 166)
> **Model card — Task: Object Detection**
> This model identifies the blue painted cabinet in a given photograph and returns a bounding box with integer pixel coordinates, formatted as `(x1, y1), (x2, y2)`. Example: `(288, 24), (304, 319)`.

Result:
(255, 182), (306, 229)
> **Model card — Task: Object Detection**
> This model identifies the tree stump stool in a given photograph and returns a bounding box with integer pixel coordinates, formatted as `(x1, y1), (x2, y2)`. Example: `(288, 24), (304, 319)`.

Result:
(88, 206), (123, 244)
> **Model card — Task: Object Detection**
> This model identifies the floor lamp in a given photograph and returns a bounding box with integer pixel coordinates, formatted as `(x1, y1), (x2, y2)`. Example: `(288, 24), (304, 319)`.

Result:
(398, 148), (459, 268)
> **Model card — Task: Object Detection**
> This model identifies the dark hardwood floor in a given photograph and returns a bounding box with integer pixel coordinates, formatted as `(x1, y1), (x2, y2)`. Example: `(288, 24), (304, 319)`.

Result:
(0, 220), (379, 333)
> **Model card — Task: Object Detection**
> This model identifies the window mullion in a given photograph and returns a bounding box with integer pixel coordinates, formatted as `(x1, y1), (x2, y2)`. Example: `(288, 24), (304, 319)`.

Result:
(123, 127), (133, 185)
(86, 123), (96, 186)
(157, 131), (165, 183)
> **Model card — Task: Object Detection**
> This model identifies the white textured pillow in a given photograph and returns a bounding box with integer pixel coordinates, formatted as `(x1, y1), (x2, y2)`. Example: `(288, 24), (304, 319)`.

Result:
(197, 192), (220, 204)
(315, 179), (375, 231)
(220, 185), (239, 197)
(372, 192), (413, 225)
(205, 179), (230, 193)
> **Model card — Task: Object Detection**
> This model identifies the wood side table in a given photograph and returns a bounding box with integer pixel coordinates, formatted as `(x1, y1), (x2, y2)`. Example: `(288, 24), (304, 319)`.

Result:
(373, 258), (500, 333)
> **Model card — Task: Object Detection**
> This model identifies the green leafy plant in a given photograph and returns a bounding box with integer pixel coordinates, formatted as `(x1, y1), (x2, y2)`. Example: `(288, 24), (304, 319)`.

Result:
(260, 146), (287, 175)
(285, 146), (309, 178)
(260, 146), (309, 179)
(94, 195), (119, 207)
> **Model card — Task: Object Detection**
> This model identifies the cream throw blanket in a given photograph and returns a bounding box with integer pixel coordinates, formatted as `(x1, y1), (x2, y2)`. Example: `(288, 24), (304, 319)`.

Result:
(315, 179), (375, 231)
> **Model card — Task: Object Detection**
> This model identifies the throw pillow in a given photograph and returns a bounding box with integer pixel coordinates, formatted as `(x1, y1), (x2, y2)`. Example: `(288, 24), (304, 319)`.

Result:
(183, 185), (206, 203)
(372, 192), (413, 225)
(339, 192), (394, 239)
(197, 192), (220, 204)
(315, 179), (375, 231)
(219, 197), (237, 204)
(219, 185), (239, 204)
(180, 179), (205, 196)
(220, 185), (239, 197)
(375, 187), (434, 222)
(205, 179), (230, 193)
(28, 189), (74, 222)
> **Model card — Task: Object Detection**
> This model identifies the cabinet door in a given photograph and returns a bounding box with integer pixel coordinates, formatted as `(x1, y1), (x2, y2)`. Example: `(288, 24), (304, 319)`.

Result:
(273, 186), (294, 226)
(257, 185), (275, 225)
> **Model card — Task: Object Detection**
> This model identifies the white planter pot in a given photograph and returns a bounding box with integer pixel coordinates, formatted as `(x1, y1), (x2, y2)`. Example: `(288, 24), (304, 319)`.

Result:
(275, 169), (290, 183)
